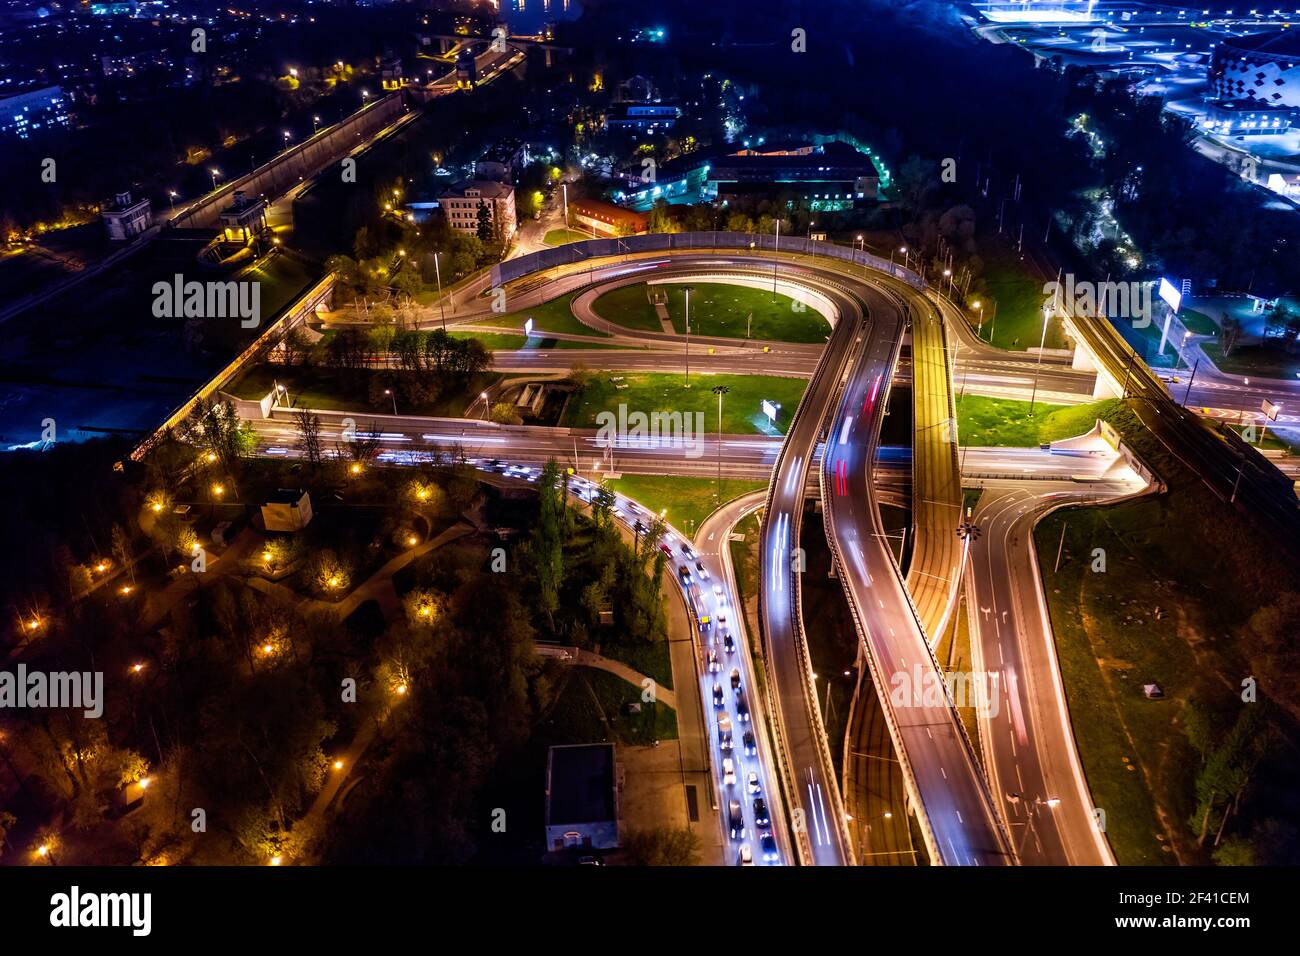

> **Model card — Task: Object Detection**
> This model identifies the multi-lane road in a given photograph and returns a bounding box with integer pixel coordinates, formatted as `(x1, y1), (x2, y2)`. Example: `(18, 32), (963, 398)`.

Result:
(965, 446), (1146, 866)
(244, 242), (1300, 867)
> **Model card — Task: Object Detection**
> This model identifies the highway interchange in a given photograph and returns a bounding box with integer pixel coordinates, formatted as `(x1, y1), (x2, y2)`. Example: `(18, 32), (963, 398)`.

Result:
(242, 243), (1300, 866)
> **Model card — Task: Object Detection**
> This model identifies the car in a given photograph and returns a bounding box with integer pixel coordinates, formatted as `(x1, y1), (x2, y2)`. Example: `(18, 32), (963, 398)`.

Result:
(718, 714), (733, 751)
(696, 561), (709, 579)
(712, 683), (724, 709)
(736, 690), (750, 723)
(738, 844), (753, 866)
(760, 832), (778, 862)
(577, 855), (603, 866)
(678, 564), (692, 583)
(716, 592), (727, 607)
(743, 731), (757, 756)
(659, 544), (673, 558)
(698, 613), (712, 632)
(723, 633), (736, 656)
(730, 668), (742, 691)
(681, 544), (695, 558)
(713, 583), (724, 596)
(748, 771), (761, 794)
(728, 800), (744, 840)
(707, 648), (720, 673)
(717, 611), (728, 625)
(753, 798), (770, 828)
(722, 758), (736, 787)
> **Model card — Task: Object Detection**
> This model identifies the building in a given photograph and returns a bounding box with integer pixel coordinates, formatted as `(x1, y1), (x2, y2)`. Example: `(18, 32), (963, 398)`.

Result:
(569, 197), (649, 237)
(1266, 172), (1300, 200)
(380, 52), (404, 90)
(1202, 99), (1298, 137)
(544, 743), (618, 851)
(217, 191), (268, 245)
(0, 85), (70, 139)
(439, 180), (516, 239)
(605, 102), (679, 132)
(100, 190), (153, 241)
(705, 140), (879, 208)
(261, 489), (313, 532)
(475, 140), (528, 182)
(1211, 30), (1300, 110)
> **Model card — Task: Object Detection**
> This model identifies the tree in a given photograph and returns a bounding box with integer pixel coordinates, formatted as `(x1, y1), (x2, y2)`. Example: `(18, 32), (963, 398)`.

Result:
(180, 396), (256, 479)
(622, 826), (701, 866)
(490, 402), (523, 425)
(353, 225), (380, 261)
(293, 409), (323, 467)
(111, 523), (136, 585)
(648, 198), (680, 234)
(532, 459), (566, 629)
(476, 202), (494, 244)
(392, 266), (423, 302)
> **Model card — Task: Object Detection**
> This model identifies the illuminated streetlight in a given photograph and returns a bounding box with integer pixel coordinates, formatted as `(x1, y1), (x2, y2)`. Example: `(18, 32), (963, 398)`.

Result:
(209, 168), (222, 191)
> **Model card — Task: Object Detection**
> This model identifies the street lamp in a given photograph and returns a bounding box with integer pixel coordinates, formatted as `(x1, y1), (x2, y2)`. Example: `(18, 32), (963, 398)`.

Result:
(282, 130), (291, 149)
(209, 168), (221, 191)
(712, 385), (730, 502)
(313, 115), (321, 134)
(168, 190), (177, 212)
(384, 388), (397, 415)
(433, 251), (446, 330)
(855, 234), (864, 251)
(683, 285), (694, 388)
(480, 390), (489, 421)
(1029, 302), (1051, 414)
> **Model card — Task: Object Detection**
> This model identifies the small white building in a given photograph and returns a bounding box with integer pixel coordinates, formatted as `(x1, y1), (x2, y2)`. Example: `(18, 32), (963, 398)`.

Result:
(261, 488), (313, 532)
(101, 191), (153, 241)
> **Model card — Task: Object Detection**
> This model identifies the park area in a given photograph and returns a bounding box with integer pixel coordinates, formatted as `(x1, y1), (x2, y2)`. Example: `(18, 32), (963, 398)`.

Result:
(560, 372), (807, 437)
(592, 281), (831, 342)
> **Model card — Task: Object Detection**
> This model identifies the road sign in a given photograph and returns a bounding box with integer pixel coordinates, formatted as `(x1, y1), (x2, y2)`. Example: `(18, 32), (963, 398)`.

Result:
(524, 317), (534, 336)
(761, 400), (780, 423)
(1262, 398), (1281, 422)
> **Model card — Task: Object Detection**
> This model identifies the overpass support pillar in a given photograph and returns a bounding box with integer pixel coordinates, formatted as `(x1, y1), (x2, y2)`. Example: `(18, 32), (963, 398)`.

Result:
(1092, 372), (1121, 400)
(1071, 343), (1098, 373)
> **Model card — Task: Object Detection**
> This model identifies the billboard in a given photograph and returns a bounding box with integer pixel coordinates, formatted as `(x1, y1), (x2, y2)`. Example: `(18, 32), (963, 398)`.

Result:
(1158, 278), (1182, 314)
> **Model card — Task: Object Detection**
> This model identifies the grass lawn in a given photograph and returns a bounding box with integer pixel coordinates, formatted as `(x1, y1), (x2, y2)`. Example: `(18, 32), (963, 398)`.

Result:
(1177, 307), (1219, 336)
(662, 282), (830, 343)
(475, 291), (610, 339)
(975, 244), (1069, 352)
(561, 372), (807, 437)
(227, 363), (504, 418)
(1201, 342), (1300, 380)
(604, 474), (768, 537)
(449, 331), (628, 351)
(541, 667), (678, 746)
(1032, 400), (1300, 865)
(590, 283), (669, 333)
(598, 636), (674, 690)
(542, 228), (593, 246)
(955, 396), (1120, 447)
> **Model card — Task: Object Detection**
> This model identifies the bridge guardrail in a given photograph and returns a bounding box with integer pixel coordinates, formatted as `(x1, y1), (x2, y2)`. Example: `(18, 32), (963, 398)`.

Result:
(491, 231), (926, 290)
